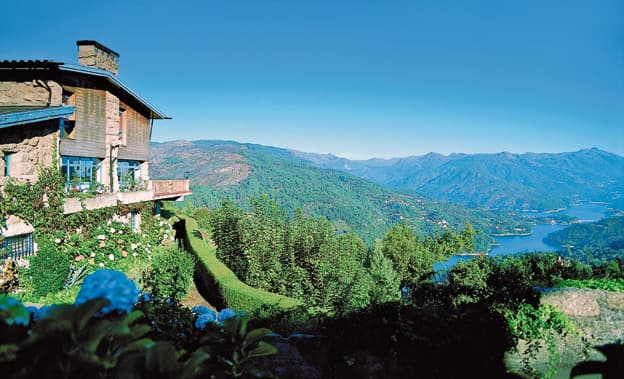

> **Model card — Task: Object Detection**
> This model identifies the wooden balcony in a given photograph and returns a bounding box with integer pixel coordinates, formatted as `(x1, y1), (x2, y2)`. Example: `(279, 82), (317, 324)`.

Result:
(151, 179), (192, 200)
(63, 179), (191, 214)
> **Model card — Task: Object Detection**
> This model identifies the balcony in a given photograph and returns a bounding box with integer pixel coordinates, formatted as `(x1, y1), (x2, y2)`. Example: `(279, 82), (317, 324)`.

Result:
(151, 179), (192, 200)
(63, 179), (191, 214)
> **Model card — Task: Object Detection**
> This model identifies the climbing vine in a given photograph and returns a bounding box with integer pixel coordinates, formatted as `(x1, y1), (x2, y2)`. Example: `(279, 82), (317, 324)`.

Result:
(505, 303), (576, 378)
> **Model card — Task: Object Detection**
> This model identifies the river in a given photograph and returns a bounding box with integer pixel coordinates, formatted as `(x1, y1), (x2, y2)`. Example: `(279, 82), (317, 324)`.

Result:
(434, 203), (611, 271)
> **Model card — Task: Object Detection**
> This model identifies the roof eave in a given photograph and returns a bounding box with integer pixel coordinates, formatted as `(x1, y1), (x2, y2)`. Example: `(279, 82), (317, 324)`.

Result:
(0, 106), (75, 129)
(58, 64), (169, 120)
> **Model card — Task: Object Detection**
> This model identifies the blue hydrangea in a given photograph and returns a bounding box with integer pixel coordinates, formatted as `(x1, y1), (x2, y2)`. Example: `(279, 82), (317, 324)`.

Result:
(0, 296), (29, 326)
(217, 308), (237, 323)
(192, 305), (212, 315)
(75, 269), (139, 315)
(33, 304), (57, 321)
(140, 292), (151, 302)
(194, 312), (217, 329)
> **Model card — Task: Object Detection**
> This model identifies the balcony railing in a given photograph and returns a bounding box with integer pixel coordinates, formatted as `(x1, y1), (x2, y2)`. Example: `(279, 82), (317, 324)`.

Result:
(151, 179), (191, 199)
(63, 179), (191, 214)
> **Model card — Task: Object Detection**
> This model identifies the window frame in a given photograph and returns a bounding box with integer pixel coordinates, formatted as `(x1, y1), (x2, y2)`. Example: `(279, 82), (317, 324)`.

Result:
(61, 156), (102, 193)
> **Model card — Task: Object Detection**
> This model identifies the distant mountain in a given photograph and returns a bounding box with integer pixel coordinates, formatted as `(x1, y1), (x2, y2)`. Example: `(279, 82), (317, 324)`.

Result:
(293, 148), (624, 211)
(150, 140), (527, 246)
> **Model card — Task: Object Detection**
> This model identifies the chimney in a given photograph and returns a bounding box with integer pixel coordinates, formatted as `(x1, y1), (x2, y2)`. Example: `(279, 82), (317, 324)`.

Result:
(76, 40), (120, 76)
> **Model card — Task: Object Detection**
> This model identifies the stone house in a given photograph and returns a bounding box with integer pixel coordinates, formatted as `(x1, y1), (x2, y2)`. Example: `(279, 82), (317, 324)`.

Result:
(0, 40), (191, 258)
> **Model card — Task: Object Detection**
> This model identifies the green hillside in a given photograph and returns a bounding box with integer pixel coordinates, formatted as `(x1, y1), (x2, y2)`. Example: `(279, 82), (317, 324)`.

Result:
(546, 217), (624, 262)
(150, 140), (528, 247)
(295, 148), (624, 211)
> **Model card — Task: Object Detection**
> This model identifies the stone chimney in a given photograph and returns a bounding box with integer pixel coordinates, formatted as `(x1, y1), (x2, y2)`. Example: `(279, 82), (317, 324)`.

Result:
(76, 40), (119, 76)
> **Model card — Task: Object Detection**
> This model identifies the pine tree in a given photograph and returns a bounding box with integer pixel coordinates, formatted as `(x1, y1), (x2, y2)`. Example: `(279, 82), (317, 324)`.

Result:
(369, 240), (401, 304)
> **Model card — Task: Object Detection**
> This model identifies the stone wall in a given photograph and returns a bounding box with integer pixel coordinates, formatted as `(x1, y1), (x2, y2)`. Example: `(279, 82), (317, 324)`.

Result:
(0, 120), (58, 187)
(77, 43), (119, 76)
(506, 288), (624, 377)
(0, 80), (62, 106)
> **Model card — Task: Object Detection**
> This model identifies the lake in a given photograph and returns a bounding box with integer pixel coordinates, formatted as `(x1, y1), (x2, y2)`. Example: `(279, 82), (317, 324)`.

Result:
(434, 203), (611, 271)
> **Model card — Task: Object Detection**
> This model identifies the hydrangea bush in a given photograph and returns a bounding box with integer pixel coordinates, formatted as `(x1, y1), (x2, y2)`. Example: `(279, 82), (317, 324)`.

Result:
(74, 269), (140, 315)
(0, 269), (278, 378)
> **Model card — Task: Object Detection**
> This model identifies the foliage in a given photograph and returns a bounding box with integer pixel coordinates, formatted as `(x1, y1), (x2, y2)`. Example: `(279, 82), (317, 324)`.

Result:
(319, 300), (515, 378)
(556, 278), (624, 292)
(382, 222), (472, 285)
(547, 217), (624, 263)
(183, 215), (301, 314)
(367, 240), (401, 304)
(446, 255), (492, 305)
(28, 238), (71, 297)
(134, 297), (198, 350)
(504, 303), (575, 379)
(197, 315), (278, 378)
(143, 246), (196, 301)
(208, 197), (376, 315)
(0, 270), (279, 379)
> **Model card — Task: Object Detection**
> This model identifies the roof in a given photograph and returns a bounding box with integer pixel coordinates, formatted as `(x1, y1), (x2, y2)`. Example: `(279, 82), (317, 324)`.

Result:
(0, 60), (169, 120)
(59, 64), (169, 120)
(0, 106), (75, 129)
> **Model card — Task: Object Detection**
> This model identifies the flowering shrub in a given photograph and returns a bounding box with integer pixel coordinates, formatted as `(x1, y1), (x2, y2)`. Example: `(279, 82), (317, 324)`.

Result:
(0, 295), (29, 326)
(74, 269), (139, 315)
(217, 308), (237, 323)
(195, 311), (217, 328)
(28, 238), (71, 296)
(142, 246), (195, 301)
(193, 307), (239, 329)
(0, 269), (278, 378)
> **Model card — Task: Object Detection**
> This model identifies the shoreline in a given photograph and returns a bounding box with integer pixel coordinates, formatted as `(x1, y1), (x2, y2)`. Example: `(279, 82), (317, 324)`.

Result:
(491, 232), (532, 237)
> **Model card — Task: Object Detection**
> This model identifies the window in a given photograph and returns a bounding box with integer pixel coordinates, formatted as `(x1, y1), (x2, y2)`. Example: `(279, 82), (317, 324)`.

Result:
(117, 160), (141, 191)
(1, 233), (34, 259)
(118, 108), (126, 145)
(61, 91), (76, 138)
(131, 210), (138, 231)
(3, 152), (13, 177)
(61, 156), (102, 193)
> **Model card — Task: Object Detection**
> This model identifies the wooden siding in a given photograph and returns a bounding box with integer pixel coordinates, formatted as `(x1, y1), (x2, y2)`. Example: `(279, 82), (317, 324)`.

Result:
(59, 87), (107, 158)
(118, 101), (150, 161)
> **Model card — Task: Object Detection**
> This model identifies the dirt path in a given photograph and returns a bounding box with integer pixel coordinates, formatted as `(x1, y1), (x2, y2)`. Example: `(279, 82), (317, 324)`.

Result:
(180, 280), (216, 310)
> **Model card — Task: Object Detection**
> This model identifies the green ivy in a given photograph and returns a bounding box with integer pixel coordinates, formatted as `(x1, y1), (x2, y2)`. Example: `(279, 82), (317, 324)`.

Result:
(505, 303), (576, 379)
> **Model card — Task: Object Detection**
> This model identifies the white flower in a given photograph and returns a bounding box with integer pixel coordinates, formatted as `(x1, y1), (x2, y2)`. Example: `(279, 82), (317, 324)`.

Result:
(97, 235), (106, 240)
(159, 221), (164, 226)
(98, 263), (105, 267)
(110, 228), (116, 234)
(108, 254), (115, 261)
(90, 252), (96, 258)
(54, 238), (61, 244)
(130, 243), (137, 250)
(142, 234), (146, 238)
(118, 230), (123, 234)
(132, 252), (138, 257)
(106, 221), (112, 226)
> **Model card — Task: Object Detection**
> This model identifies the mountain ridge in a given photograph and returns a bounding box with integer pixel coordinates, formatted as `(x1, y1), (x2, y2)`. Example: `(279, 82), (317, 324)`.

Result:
(291, 146), (624, 211)
(149, 140), (528, 246)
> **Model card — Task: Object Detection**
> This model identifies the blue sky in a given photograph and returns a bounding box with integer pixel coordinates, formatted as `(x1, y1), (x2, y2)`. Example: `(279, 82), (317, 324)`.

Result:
(1, 0), (623, 158)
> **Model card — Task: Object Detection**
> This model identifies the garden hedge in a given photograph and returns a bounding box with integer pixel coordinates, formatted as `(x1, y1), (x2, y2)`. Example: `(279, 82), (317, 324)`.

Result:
(181, 216), (301, 313)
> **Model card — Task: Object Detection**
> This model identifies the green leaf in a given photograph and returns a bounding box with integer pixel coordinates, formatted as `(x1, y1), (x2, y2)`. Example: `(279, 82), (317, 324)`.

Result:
(247, 341), (278, 359)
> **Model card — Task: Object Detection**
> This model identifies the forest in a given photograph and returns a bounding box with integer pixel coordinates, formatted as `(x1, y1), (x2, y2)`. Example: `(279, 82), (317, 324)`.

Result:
(546, 217), (624, 264)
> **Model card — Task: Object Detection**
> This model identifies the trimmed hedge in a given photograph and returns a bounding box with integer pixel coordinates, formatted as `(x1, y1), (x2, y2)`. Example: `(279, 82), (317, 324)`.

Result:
(181, 216), (301, 313)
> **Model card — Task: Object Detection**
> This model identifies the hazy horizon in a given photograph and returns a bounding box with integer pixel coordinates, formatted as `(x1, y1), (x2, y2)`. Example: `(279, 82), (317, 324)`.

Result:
(154, 139), (622, 161)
